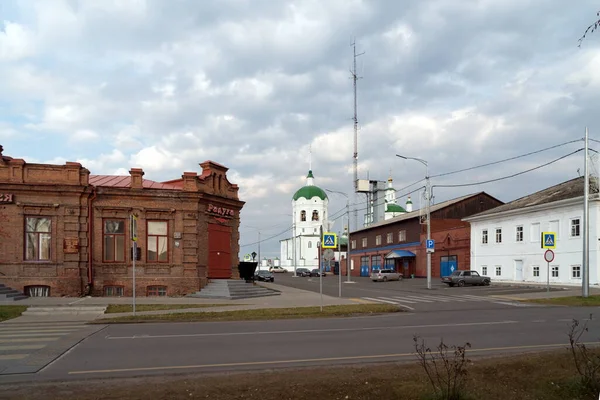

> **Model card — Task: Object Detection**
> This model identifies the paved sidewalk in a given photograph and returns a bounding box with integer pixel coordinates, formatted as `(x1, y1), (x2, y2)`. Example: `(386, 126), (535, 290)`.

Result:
(1, 282), (359, 321)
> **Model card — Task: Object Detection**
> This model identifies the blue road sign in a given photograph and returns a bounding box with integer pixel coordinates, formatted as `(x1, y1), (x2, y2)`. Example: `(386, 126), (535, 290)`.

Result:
(541, 232), (556, 249)
(322, 232), (337, 249)
(426, 239), (435, 249)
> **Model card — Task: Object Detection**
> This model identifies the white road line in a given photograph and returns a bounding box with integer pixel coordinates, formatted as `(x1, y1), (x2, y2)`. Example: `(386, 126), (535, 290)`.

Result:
(0, 354), (29, 360)
(0, 327), (83, 333)
(362, 297), (401, 305)
(0, 332), (66, 338)
(407, 295), (458, 302)
(378, 297), (418, 304)
(0, 337), (60, 343)
(106, 320), (519, 340)
(398, 296), (434, 303)
(0, 344), (46, 351)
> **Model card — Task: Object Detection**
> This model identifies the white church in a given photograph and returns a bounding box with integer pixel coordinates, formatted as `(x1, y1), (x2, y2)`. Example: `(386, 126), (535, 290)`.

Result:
(279, 168), (411, 272)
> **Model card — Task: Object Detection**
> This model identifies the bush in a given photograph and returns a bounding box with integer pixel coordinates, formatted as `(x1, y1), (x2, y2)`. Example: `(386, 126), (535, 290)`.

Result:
(568, 314), (600, 396)
(413, 335), (471, 400)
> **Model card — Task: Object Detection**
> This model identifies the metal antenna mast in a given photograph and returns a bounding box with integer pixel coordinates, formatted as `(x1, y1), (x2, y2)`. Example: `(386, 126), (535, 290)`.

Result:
(351, 38), (364, 231)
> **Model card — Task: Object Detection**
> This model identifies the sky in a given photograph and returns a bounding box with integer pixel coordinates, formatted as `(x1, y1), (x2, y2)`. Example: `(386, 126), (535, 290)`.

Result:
(1, 0), (600, 261)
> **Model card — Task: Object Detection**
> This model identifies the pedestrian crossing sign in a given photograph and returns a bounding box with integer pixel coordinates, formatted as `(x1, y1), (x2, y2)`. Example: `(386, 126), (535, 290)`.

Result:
(541, 231), (556, 249)
(322, 232), (337, 249)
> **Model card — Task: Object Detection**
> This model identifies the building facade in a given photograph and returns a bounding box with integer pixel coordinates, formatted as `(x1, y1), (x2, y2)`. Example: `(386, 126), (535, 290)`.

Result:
(464, 177), (599, 285)
(0, 146), (244, 297)
(343, 192), (503, 279)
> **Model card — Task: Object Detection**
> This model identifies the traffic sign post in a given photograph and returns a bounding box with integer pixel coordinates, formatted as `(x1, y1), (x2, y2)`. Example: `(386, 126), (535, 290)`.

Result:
(544, 249), (555, 293)
(318, 227), (323, 311)
(426, 239), (435, 253)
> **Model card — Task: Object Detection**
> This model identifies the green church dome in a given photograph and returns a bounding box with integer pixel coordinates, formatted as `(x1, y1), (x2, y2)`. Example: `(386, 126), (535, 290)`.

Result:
(293, 185), (328, 201)
(386, 203), (406, 213)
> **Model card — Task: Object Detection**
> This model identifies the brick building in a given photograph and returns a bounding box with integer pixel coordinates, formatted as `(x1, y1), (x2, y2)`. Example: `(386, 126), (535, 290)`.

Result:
(341, 192), (503, 278)
(0, 145), (244, 297)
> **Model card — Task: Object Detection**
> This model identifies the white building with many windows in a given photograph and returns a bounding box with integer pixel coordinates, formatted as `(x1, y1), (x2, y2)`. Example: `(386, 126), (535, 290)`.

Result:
(463, 177), (600, 286)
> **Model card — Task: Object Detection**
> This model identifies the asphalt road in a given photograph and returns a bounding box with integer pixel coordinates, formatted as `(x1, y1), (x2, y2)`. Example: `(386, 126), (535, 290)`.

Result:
(268, 273), (563, 312)
(0, 305), (596, 383)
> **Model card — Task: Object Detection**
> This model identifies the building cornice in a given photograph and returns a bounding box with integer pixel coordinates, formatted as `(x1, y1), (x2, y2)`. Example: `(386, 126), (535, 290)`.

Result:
(463, 194), (600, 223)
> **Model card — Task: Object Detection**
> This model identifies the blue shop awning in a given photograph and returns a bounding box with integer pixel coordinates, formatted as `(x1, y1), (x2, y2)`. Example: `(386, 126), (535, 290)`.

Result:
(385, 250), (416, 259)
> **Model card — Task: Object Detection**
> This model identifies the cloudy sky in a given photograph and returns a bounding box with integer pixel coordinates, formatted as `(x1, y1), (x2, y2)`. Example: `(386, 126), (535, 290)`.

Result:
(1, 0), (600, 260)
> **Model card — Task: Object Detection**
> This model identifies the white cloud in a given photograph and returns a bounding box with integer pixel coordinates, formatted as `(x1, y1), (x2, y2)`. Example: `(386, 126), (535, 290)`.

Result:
(0, 21), (36, 61)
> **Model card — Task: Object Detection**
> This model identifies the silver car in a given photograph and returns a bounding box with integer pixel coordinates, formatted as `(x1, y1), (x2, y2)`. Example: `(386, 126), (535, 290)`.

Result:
(371, 269), (402, 282)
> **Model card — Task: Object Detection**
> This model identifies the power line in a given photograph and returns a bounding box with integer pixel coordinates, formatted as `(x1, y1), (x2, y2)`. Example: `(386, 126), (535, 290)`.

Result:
(430, 139), (582, 179)
(590, 138), (600, 144)
(239, 225), (293, 248)
(432, 149), (582, 189)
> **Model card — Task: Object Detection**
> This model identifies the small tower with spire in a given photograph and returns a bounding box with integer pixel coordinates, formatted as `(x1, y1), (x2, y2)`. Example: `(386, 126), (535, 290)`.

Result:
(384, 172), (407, 220)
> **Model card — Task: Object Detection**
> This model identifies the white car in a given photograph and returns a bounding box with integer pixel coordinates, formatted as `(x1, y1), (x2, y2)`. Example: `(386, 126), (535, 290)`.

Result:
(371, 269), (402, 282)
(269, 266), (287, 273)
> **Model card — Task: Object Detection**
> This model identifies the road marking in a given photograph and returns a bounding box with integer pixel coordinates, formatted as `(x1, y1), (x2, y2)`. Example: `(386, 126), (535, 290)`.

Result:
(532, 320), (546, 323)
(106, 320), (518, 340)
(400, 296), (434, 303)
(0, 332), (66, 338)
(0, 337), (60, 343)
(380, 297), (419, 304)
(349, 298), (374, 304)
(0, 344), (47, 351)
(68, 341), (600, 375)
(0, 327), (83, 333)
(362, 297), (403, 304)
(0, 354), (29, 360)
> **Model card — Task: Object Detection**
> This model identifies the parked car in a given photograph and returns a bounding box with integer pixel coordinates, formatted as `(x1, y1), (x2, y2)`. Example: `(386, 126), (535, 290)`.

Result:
(310, 269), (326, 277)
(269, 266), (287, 273)
(295, 268), (311, 277)
(371, 269), (402, 282)
(254, 270), (275, 282)
(441, 270), (491, 287)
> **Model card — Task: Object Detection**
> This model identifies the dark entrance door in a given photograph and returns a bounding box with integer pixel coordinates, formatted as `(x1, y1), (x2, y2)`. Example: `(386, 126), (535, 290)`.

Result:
(208, 223), (232, 279)
(440, 255), (458, 277)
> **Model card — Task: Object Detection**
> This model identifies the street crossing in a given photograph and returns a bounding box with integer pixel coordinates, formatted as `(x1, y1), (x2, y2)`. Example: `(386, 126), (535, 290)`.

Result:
(362, 293), (516, 309)
(0, 321), (88, 363)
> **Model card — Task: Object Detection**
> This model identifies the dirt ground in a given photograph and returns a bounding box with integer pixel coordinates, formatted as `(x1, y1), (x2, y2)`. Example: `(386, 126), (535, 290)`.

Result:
(2, 349), (597, 400)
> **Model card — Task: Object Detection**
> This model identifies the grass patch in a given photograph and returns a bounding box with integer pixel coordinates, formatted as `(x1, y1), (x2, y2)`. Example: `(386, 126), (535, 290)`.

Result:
(94, 304), (402, 323)
(0, 305), (27, 322)
(105, 304), (240, 313)
(2, 349), (597, 400)
(524, 295), (600, 307)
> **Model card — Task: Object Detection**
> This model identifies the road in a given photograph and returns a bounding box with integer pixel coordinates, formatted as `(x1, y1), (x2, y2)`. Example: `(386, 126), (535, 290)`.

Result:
(268, 273), (563, 311)
(0, 305), (596, 384)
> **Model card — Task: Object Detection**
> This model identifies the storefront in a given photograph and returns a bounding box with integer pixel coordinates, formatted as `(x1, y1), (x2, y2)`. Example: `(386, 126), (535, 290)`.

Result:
(0, 146), (244, 297)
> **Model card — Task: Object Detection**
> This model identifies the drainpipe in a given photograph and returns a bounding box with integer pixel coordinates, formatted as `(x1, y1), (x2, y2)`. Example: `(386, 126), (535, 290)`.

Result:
(87, 187), (97, 294)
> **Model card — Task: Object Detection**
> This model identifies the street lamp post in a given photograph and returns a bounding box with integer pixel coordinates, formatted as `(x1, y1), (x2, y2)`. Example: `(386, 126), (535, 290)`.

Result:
(246, 225), (262, 270)
(396, 154), (432, 290)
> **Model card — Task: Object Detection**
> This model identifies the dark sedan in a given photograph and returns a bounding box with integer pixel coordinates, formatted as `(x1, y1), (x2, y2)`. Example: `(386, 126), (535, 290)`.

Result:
(295, 268), (311, 277)
(442, 270), (491, 287)
(254, 270), (274, 282)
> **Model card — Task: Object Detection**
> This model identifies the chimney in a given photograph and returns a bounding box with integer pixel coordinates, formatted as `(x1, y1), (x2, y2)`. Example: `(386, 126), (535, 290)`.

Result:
(129, 168), (145, 189)
(406, 196), (413, 212)
(0, 145), (4, 165)
(182, 172), (198, 192)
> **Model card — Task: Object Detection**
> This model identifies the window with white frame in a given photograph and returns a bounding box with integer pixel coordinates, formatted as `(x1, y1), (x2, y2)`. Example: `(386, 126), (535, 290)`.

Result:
(376, 235), (382, 245)
(571, 218), (580, 237)
(482, 229), (488, 244)
(516, 226), (523, 242)
(495, 266), (502, 276)
(495, 228), (502, 243)
(552, 266), (559, 277)
(351, 240), (356, 249)
(531, 223), (540, 242)
(533, 266), (540, 277)
(572, 265), (581, 278)
(481, 265), (487, 275)
(386, 232), (393, 244)
(398, 230), (406, 242)
(361, 238), (367, 247)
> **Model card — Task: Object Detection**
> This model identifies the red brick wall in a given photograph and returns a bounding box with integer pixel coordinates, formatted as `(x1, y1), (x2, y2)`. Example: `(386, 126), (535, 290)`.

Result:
(0, 156), (244, 297)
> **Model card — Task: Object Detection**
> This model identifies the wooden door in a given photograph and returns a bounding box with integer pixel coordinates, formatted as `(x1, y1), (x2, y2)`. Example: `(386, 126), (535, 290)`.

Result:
(208, 223), (232, 279)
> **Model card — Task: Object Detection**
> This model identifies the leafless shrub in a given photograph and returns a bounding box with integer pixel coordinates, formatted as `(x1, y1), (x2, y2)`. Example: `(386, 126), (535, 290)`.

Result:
(413, 335), (471, 400)
(568, 314), (600, 394)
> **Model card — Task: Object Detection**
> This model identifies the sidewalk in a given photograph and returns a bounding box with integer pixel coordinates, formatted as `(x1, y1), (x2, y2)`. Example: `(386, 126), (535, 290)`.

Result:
(1, 282), (360, 322)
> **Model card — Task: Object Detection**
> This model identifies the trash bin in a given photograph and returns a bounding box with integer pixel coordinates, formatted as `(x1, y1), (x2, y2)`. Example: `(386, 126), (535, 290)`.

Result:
(411, 274), (415, 279)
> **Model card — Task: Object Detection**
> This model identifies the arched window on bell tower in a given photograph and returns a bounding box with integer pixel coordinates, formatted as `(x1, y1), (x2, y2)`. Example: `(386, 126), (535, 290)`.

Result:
(312, 210), (319, 221)
(301, 210), (306, 221)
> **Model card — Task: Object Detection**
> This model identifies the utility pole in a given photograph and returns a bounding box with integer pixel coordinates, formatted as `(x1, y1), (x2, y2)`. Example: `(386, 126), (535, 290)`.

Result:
(351, 38), (364, 232)
(346, 201), (352, 284)
(258, 230), (261, 271)
(583, 127), (590, 297)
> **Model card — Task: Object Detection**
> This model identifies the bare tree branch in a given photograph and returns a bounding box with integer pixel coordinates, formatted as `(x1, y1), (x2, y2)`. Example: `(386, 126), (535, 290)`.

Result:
(578, 10), (600, 47)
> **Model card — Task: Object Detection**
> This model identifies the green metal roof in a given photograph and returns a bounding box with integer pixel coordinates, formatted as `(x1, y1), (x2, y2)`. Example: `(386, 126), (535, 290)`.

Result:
(293, 185), (328, 201)
(386, 203), (406, 213)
